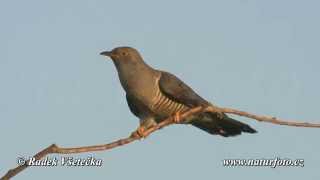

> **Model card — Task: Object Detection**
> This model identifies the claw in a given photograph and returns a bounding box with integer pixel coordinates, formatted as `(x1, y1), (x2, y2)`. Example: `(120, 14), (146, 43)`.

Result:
(131, 126), (148, 139)
(173, 111), (181, 123)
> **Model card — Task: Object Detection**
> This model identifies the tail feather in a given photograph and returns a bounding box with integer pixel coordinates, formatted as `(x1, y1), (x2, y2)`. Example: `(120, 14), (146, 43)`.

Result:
(191, 112), (257, 137)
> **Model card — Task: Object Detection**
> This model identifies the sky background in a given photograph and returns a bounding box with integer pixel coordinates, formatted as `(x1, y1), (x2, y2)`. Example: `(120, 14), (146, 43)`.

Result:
(1, 0), (319, 179)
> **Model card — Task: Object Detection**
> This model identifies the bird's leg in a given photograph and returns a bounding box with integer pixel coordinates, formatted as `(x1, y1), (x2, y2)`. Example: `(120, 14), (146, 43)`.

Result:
(173, 111), (182, 123)
(130, 118), (157, 139)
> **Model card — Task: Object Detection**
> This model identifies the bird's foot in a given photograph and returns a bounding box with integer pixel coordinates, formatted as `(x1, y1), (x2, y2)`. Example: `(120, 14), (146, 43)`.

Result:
(173, 112), (182, 123)
(131, 126), (148, 139)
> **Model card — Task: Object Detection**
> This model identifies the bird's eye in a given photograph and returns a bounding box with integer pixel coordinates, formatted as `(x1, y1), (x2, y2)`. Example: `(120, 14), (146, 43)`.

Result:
(121, 52), (128, 56)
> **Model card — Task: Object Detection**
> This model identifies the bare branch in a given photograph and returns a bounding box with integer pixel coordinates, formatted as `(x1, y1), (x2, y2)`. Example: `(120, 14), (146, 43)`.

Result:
(206, 106), (320, 128)
(1, 105), (319, 179)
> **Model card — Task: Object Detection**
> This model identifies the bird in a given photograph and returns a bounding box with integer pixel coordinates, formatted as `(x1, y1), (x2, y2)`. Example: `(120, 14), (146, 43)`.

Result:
(100, 47), (257, 138)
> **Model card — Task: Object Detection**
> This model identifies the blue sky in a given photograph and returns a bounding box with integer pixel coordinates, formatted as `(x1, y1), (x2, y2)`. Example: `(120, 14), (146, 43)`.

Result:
(1, 0), (319, 179)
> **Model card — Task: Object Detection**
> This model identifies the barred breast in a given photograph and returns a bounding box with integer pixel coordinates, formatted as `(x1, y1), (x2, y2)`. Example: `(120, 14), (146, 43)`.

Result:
(150, 87), (189, 117)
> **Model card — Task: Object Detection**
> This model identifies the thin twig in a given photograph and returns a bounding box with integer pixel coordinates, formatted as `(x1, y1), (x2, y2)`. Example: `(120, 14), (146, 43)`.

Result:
(206, 106), (320, 128)
(1, 105), (319, 179)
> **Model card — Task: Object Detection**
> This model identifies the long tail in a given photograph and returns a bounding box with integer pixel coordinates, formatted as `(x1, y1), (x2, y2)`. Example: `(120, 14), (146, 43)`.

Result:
(191, 112), (257, 137)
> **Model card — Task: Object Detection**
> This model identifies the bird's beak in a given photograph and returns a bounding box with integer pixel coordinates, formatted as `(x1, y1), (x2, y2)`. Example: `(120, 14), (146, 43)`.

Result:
(100, 51), (112, 57)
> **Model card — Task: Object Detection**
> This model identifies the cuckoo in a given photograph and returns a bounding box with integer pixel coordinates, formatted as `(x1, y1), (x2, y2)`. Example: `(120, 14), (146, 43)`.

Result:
(100, 47), (257, 138)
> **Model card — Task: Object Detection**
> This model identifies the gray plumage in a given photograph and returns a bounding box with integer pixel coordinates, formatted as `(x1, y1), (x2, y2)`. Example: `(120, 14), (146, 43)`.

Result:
(101, 47), (257, 137)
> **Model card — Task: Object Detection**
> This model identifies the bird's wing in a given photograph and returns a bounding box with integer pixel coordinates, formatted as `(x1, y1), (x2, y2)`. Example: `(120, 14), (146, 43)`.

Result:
(158, 71), (209, 107)
(158, 71), (257, 137)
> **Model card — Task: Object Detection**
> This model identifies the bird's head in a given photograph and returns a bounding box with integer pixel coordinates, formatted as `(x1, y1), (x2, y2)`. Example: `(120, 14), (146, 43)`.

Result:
(100, 46), (141, 62)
